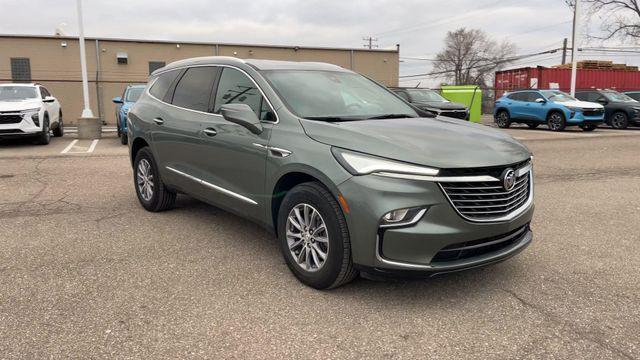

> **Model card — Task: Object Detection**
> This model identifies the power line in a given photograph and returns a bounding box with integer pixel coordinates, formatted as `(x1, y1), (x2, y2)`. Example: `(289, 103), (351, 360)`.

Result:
(398, 48), (561, 79)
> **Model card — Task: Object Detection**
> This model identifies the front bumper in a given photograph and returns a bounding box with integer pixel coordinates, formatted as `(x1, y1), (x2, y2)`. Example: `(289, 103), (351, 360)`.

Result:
(568, 112), (604, 125)
(338, 172), (534, 274)
(0, 112), (42, 137)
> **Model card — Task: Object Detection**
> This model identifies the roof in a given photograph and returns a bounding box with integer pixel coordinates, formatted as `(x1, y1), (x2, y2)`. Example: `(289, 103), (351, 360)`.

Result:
(0, 33), (399, 53)
(156, 56), (349, 75)
(0, 83), (37, 87)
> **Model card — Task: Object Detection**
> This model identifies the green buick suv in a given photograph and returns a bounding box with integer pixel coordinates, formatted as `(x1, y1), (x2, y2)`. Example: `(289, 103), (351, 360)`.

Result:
(127, 57), (534, 289)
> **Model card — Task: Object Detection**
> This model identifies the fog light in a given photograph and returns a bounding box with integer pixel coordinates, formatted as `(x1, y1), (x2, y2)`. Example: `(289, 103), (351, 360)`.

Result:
(31, 113), (40, 126)
(380, 207), (427, 228)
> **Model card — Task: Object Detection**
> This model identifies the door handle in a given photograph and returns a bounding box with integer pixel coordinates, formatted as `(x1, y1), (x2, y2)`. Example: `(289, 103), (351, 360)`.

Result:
(203, 128), (217, 137)
(153, 117), (164, 125)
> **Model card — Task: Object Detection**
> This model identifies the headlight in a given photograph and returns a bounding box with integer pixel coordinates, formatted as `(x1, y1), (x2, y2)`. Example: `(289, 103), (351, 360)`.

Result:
(331, 148), (439, 178)
(567, 106), (582, 112)
(20, 108), (41, 114)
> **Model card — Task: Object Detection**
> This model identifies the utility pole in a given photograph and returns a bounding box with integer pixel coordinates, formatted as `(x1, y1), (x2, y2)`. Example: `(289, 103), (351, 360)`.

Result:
(75, 0), (101, 139)
(561, 38), (568, 65)
(362, 36), (378, 50)
(570, 0), (580, 96)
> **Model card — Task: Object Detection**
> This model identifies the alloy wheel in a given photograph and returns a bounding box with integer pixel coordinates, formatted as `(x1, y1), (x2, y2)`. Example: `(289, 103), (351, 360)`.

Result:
(497, 112), (508, 127)
(286, 203), (329, 272)
(611, 113), (627, 129)
(136, 159), (154, 201)
(548, 113), (563, 131)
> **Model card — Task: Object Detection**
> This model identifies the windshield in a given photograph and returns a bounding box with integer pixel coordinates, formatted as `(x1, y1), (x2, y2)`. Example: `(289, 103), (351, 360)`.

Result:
(125, 87), (144, 102)
(407, 89), (447, 102)
(603, 91), (635, 102)
(262, 70), (419, 121)
(543, 91), (576, 103)
(0, 86), (38, 101)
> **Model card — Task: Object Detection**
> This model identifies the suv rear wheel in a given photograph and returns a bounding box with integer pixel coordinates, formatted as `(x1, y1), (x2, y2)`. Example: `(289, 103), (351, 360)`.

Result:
(277, 182), (357, 289)
(495, 110), (511, 128)
(133, 147), (176, 212)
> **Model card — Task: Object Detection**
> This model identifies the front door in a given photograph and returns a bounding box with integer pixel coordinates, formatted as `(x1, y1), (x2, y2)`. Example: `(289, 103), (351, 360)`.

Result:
(196, 67), (275, 223)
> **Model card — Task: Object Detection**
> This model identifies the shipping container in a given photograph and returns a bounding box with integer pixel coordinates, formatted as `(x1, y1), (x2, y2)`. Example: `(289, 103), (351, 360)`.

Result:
(494, 66), (640, 98)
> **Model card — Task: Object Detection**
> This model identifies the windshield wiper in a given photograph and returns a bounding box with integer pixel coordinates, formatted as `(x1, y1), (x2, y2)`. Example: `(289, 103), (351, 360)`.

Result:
(304, 116), (361, 122)
(365, 114), (417, 120)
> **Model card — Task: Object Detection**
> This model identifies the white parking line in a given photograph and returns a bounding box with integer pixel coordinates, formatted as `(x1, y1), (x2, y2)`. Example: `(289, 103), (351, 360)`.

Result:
(60, 139), (99, 154)
(61, 140), (79, 154)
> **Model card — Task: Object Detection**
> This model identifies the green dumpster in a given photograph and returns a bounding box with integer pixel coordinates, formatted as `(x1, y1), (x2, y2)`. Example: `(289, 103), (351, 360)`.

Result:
(440, 85), (482, 123)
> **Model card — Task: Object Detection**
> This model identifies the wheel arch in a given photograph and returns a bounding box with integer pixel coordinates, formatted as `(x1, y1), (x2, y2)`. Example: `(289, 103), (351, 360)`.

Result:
(130, 137), (150, 167)
(546, 108), (566, 120)
(495, 107), (510, 117)
(269, 166), (344, 236)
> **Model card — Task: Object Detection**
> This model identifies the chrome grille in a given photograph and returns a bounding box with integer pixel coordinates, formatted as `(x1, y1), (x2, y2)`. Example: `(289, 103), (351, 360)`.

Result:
(439, 163), (532, 222)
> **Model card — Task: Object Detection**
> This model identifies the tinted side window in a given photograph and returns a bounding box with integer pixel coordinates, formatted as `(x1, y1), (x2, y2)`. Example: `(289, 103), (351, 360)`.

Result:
(39, 87), (51, 98)
(171, 67), (218, 112)
(508, 93), (524, 101)
(149, 69), (180, 100)
(525, 92), (542, 102)
(214, 68), (272, 120)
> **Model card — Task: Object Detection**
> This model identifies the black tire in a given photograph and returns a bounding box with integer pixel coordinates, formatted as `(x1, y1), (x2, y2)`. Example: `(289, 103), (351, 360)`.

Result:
(527, 123), (539, 129)
(35, 117), (51, 145)
(277, 182), (358, 289)
(52, 111), (64, 137)
(120, 132), (128, 145)
(133, 147), (176, 212)
(547, 111), (566, 131)
(495, 110), (511, 128)
(610, 112), (629, 129)
(580, 124), (597, 132)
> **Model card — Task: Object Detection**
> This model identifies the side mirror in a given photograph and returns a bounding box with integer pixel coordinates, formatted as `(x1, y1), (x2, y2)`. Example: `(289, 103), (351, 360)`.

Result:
(43, 96), (55, 103)
(535, 98), (546, 103)
(112, 97), (124, 104)
(220, 104), (263, 135)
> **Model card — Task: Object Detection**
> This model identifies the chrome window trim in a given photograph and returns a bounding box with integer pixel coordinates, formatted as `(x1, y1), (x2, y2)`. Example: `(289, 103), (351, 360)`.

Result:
(165, 166), (258, 205)
(146, 63), (280, 124)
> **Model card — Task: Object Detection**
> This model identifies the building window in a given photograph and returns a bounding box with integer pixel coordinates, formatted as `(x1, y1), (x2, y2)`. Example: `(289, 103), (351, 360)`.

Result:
(149, 61), (166, 75)
(11, 58), (31, 82)
(116, 52), (128, 65)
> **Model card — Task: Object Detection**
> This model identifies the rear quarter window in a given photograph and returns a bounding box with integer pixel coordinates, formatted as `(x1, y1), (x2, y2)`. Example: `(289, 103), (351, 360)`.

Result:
(149, 69), (180, 101)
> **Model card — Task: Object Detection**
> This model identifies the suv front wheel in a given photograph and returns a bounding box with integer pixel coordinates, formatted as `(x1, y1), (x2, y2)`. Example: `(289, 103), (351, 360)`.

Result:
(277, 182), (358, 289)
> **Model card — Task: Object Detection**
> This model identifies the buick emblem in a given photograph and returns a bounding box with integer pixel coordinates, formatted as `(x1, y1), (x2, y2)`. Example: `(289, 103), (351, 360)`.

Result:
(501, 168), (516, 191)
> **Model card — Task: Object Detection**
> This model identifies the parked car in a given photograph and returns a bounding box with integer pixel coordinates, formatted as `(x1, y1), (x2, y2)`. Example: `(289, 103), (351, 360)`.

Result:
(494, 89), (604, 131)
(113, 84), (146, 145)
(575, 89), (640, 129)
(391, 88), (469, 119)
(0, 83), (63, 144)
(128, 57), (534, 289)
(623, 91), (640, 102)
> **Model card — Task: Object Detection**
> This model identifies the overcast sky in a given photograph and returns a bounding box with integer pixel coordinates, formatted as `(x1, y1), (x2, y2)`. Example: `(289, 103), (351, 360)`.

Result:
(0, 0), (635, 86)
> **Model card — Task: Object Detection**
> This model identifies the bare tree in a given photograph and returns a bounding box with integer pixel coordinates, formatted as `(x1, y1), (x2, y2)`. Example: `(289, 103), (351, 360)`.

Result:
(433, 28), (516, 87)
(565, 0), (640, 41)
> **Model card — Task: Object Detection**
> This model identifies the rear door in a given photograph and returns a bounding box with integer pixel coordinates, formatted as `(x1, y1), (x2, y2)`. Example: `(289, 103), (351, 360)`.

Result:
(196, 67), (274, 222)
(150, 66), (220, 192)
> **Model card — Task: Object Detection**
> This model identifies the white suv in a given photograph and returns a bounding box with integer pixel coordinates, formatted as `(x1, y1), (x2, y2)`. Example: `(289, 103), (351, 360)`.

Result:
(0, 83), (64, 145)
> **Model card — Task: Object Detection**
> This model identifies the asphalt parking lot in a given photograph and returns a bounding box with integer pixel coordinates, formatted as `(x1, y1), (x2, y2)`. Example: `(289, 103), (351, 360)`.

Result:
(1, 126), (639, 359)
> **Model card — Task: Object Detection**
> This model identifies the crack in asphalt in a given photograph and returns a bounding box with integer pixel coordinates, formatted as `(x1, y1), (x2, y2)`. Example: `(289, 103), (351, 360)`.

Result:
(502, 289), (636, 360)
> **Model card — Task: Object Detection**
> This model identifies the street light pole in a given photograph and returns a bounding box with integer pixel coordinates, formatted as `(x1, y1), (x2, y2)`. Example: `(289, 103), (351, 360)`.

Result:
(76, 0), (94, 118)
(570, 0), (580, 96)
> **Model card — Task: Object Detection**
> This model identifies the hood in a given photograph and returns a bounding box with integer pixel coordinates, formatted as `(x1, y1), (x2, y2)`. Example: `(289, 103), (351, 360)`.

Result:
(414, 101), (467, 111)
(553, 100), (603, 109)
(300, 117), (531, 169)
(0, 99), (42, 112)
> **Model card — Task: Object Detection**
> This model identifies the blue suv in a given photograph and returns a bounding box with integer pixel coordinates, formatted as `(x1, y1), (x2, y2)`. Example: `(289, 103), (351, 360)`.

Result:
(494, 90), (605, 131)
(112, 84), (145, 144)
